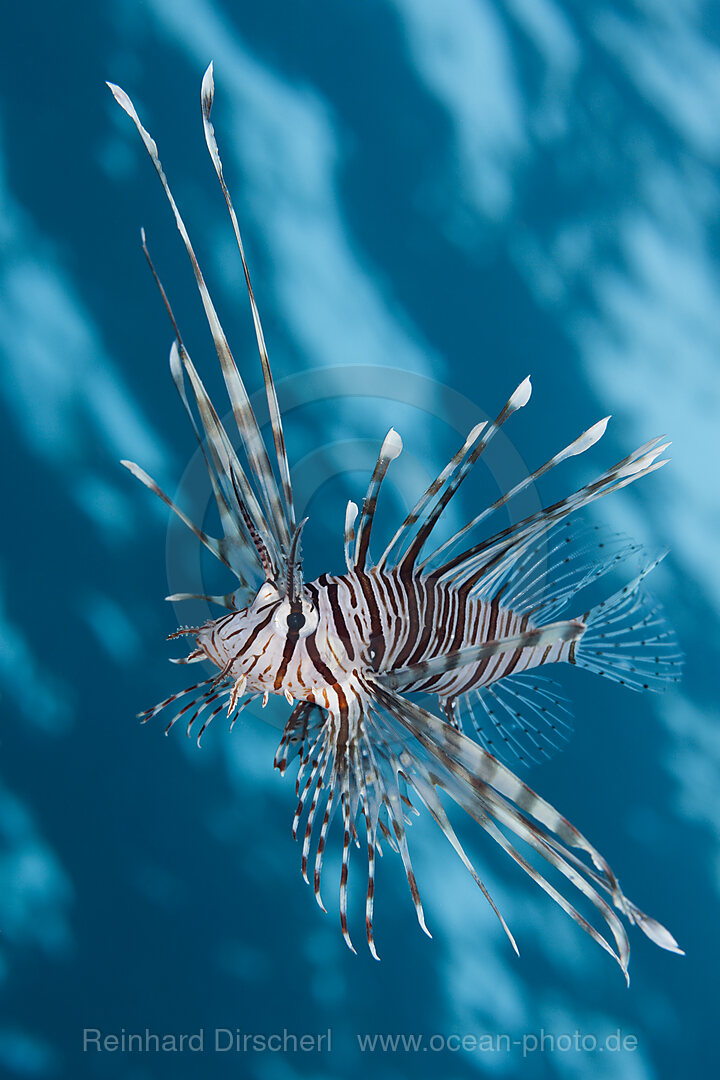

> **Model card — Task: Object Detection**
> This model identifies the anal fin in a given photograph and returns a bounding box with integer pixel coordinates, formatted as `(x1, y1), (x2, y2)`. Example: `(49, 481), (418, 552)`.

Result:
(454, 674), (575, 768)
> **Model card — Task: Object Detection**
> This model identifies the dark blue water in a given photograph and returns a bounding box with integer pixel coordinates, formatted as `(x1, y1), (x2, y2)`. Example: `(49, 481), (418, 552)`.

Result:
(1, 2), (717, 1077)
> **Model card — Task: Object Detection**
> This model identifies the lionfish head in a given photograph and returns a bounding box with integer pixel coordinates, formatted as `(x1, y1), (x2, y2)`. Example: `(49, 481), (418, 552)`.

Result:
(208, 518), (317, 661)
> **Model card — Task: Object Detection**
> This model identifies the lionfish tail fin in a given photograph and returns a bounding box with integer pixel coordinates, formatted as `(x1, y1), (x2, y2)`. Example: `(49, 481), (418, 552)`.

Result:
(572, 557), (684, 691)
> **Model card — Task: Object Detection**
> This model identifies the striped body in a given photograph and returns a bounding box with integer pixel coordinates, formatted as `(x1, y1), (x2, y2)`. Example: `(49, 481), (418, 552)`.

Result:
(196, 570), (575, 720)
(312, 570), (572, 696)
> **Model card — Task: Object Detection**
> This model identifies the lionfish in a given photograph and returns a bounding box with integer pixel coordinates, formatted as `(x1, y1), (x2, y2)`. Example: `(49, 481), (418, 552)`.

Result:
(109, 65), (683, 979)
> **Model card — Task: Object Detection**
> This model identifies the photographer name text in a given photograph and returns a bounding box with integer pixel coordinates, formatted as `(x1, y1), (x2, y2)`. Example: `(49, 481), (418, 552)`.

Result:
(83, 1028), (331, 1053)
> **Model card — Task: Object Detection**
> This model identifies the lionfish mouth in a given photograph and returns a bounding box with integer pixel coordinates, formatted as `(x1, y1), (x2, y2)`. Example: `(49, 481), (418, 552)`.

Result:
(112, 64), (684, 979)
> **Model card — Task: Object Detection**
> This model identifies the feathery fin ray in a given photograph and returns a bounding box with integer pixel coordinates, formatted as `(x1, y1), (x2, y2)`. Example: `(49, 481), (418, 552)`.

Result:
(107, 77), (294, 562)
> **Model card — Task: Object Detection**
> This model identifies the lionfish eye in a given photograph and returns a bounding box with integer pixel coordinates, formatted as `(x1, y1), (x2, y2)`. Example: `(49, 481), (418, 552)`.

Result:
(287, 611), (306, 631)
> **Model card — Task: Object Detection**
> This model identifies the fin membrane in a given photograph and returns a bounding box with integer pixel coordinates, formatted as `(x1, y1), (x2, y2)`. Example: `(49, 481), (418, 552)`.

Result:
(453, 674), (574, 768)
(474, 519), (641, 622)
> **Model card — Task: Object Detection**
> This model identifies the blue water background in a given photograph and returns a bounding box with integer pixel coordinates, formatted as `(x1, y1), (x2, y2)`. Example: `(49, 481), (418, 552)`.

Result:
(0, 1), (718, 1077)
